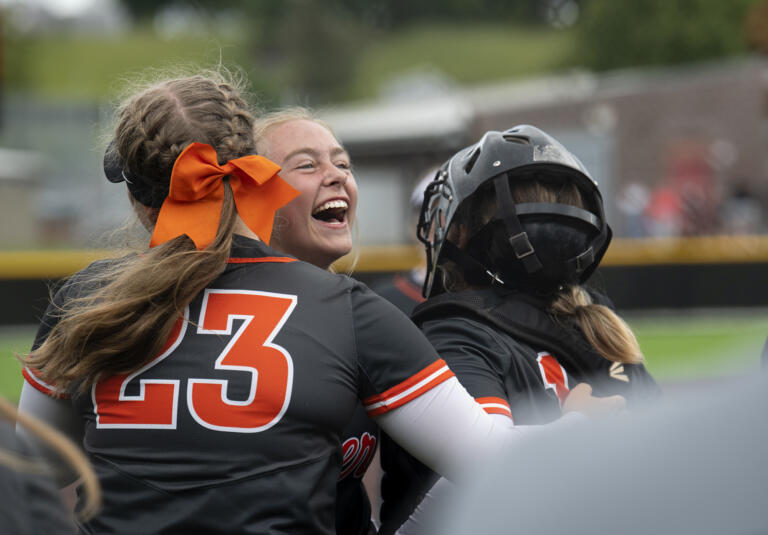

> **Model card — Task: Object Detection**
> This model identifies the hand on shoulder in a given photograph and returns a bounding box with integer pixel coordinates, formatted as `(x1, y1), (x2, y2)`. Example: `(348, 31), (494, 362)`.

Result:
(562, 383), (626, 417)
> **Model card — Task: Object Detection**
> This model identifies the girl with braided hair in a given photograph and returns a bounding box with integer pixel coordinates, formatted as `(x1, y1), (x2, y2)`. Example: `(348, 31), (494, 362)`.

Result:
(18, 74), (623, 534)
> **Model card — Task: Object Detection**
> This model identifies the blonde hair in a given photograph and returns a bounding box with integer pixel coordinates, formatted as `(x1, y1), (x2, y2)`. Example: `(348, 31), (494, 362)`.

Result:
(550, 285), (642, 364)
(253, 106), (336, 156)
(444, 177), (642, 365)
(253, 106), (360, 274)
(0, 397), (100, 520)
(26, 72), (256, 393)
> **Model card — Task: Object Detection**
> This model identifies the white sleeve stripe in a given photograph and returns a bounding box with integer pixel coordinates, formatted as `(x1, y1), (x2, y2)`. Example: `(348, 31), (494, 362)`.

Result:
(364, 364), (451, 411)
(23, 366), (57, 392)
(480, 402), (510, 411)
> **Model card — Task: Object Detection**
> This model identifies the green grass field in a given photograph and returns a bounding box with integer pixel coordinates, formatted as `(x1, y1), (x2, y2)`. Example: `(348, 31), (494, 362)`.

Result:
(1, 310), (764, 403)
(0, 325), (37, 402)
(626, 310), (766, 380)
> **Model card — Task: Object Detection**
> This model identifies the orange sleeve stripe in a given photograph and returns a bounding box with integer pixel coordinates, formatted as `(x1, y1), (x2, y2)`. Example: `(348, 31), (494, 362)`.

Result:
(22, 367), (69, 400)
(227, 257), (297, 264)
(475, 396), (512, 418)
(364, 359), (454, 417)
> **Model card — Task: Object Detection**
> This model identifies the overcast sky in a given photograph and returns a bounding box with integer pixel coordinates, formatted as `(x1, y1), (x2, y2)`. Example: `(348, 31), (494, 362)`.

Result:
(1, 0), (97, 17)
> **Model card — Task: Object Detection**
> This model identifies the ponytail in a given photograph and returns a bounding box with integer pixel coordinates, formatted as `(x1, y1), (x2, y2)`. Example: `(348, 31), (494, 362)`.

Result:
(550, 285), (643, 364)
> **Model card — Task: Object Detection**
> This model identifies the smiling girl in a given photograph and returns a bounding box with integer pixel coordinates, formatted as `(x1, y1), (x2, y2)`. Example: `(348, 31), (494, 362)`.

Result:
(254, 109), (376, 535)
(255, 110), (358, 270)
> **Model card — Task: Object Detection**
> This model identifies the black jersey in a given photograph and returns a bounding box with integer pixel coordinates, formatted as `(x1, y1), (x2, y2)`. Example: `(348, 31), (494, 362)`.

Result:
(413, 287), (660, 415)
(336, 403), (378, 535)
(24, 236), (453, 535)
(378, 287), (659, 534)
(335, 273), (427, 535)
(334, 270), (426, 535)
(371, 269), (428, 535)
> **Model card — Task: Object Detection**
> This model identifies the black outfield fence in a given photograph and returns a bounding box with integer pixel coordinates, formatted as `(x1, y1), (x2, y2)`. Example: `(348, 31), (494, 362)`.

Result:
(1, 236), (767, 325)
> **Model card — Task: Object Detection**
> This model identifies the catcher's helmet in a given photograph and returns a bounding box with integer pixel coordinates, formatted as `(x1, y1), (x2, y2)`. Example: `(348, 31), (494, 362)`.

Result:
(416, 125), (611, 297)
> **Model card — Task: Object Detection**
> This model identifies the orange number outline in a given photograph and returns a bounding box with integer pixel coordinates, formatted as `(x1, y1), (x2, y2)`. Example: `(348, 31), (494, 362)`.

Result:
(92, 308), (188, 429)
(187, 289), (296, 433)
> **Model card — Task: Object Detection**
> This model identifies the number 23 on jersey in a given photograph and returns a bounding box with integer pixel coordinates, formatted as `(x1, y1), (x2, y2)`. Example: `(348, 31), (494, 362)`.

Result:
(92, 290), (296, 433)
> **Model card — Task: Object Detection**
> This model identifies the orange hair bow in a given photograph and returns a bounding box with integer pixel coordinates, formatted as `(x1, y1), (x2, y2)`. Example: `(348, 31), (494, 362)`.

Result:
(150, 142), (299, 250)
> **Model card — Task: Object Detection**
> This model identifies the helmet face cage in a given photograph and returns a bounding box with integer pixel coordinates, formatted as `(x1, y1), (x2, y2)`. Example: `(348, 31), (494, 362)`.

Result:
(417, 125), (611, 298)
(417, 166), (454, 296)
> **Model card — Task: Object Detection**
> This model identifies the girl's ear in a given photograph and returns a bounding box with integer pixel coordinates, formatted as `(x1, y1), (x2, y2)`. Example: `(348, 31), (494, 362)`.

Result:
(460, 224), (472, 249)
(129, 193), (160, 231)
(445, 223), (470, 249)
(454, 223), (471, 249)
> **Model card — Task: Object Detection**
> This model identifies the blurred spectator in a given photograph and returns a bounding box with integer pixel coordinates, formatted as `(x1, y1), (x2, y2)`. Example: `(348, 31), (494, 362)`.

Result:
(616, 181), (650, 238)
(668, 146), (718, 236)
(721, 182), (763, 235)
(643, 141), (723, 238)
(644, 185), (682, 237)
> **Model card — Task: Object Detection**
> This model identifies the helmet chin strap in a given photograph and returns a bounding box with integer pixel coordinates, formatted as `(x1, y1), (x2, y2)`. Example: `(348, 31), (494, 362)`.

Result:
(492, 175), (544, 275)
(441, 240), (506, 286)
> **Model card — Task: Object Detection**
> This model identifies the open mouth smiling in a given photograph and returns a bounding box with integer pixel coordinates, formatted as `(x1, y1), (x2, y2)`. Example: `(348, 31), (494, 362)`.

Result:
(312, 199), (349, 225)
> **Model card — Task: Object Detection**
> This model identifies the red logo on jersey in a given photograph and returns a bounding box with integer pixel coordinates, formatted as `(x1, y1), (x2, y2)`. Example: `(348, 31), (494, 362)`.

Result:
(537, 352), (570, 406)
(339, 432), (377, 480)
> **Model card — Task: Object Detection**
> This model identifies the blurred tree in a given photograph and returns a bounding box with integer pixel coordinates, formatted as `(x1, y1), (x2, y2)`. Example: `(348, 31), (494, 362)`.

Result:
(115, 0), (575, 105)
(354, 0), (546, 28)
(235, 0), (367, 106)
(119, 0), (184, 20)
(119, 0), (239, 21)
(229, 0), (564, 105)
(119, 0), (554, 27)
(0, 11), (4, 128)
(574, 0), (761, 71)
(746, 0), (768, 53)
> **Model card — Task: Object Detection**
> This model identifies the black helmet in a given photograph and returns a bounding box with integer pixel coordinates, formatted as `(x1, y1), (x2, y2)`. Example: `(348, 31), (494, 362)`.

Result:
(416, 125), (612, 298)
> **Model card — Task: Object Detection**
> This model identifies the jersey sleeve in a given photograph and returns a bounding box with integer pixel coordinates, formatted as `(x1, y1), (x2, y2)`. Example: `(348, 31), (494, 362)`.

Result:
(22, 258), (119, 399)
(22, 280), (74, 399)
(420, 315), (513, 420)
(350, 283), (454, 417)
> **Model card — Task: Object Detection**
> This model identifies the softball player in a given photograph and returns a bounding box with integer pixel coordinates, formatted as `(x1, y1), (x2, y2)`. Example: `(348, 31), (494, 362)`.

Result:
(17, 76), (619, 534)
(379, 126), (659, 534)
(253, 108), (377, 535)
